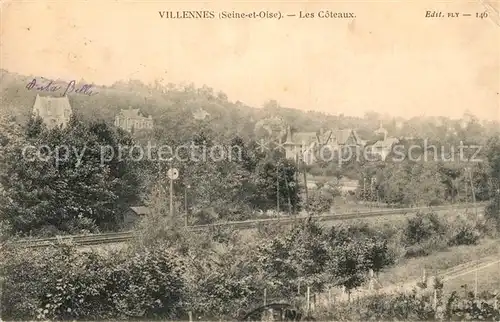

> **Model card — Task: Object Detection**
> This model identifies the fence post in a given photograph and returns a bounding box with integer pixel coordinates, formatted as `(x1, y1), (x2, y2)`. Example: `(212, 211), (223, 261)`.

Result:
(369, 269), (374, 290)
(264, 288), (267, 306)
(188, 311), (193, 322)
(306, 286), (310, 316)
(328, 288), (332, 304)
(433, 289), (437, 310)
(298, 281), (301, 295)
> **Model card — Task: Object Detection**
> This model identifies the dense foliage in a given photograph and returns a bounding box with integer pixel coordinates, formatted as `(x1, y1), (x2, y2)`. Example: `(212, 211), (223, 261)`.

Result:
(0, 114), (302, 235)
(3, 204), (494, 321)
(0, 116), (145, 236)
(1, 245), (186, 320)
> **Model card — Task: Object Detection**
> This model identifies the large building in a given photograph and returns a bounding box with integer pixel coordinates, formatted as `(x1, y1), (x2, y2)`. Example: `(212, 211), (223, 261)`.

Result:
(283, 126), (362, 165)
(114, 108), (153, 132)
(32, 94), (73, 129)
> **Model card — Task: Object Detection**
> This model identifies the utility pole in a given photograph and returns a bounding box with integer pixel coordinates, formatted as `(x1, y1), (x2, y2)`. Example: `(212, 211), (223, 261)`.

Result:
(363, 177), (367, 207)
(497, 188), (500, 213)
(369, 178), (374, 212)
(169, 168), (174, 218)
(466, 167), (478, 219)
(276, 161), (280, 216)
(184, 184), (190, 227)
(465, 166), (479, 299)
(465, 177), (469, 207)
(302, 156), (309, 213)
(284, 171), (292, 215)
(166, 158), (178, 219)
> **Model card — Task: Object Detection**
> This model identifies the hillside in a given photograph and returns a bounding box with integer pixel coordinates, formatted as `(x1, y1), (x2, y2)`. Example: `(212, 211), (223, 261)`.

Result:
(1, 69), (498, 144)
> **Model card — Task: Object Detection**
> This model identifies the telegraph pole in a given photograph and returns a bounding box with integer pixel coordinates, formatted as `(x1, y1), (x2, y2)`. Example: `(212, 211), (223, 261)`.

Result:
(170, 170), (174, 217)
(284, 171), (292, 215)
(184, 184), (190, 227)
(276, 161), (280, 216)
(465, 166), (479, 298)
(166, 158), (178, 219)
(497, 188), (500, 213)
(302, 156), (309, 213)
(363, 177), (367, 207)
(466, 167), (478, 219)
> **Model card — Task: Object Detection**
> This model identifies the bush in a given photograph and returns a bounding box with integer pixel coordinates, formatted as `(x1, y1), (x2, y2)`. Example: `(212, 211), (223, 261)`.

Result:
(447, 223), (481, 247)
(307, 189), (334, 215)
(1, 244), (186, 321)
(403, 212), (445, 246)
(402, 211), (447, 258)
(404, 237), (447, 258)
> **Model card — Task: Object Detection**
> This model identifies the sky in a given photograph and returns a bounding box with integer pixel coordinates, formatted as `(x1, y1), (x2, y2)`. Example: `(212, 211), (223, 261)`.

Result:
(1, 0), (499, 121)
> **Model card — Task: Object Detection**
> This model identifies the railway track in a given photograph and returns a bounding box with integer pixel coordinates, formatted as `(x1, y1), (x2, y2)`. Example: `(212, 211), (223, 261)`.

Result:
(10, 202), (487, 249)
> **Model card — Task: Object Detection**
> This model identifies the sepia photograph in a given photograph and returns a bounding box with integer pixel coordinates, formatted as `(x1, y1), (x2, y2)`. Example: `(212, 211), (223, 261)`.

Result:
(0, 0), (499, 321)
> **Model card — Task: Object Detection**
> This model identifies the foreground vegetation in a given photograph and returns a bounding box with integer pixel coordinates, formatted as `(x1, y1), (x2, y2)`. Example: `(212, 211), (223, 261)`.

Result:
(315, 289), (499, 321)
(2, 205), (499, 320)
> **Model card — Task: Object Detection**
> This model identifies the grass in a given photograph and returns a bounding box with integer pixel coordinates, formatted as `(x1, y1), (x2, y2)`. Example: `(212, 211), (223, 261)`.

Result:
(443, 259), (500, 294)
(377, 238), (500, 287)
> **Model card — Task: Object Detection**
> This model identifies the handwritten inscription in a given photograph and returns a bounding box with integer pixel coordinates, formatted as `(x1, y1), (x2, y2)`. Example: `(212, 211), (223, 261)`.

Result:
(26, 78), (98, 97)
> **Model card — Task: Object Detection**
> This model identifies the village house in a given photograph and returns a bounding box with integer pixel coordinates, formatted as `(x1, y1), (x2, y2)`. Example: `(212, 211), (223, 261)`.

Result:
(365, 123), (400, 160)
(122, 206), (150, 229)
(114, 107), (153, 132)
(283, 126), (363, 165)
(32, 94), (73, 129)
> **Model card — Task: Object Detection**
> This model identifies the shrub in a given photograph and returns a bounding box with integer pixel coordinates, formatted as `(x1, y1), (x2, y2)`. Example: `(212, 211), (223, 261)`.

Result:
(447, 223), (481, 246)
(443, 213), (482, 247)
(315, 287), (500, 321)
(403, 211), (445, 246)
(1, 244), (186, 321)
(307, 189), (334, 215)
(404, 237), (446, 258)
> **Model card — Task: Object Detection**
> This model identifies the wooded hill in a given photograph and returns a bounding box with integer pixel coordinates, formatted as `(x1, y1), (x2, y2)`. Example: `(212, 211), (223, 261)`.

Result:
(1, 69), (498, 145)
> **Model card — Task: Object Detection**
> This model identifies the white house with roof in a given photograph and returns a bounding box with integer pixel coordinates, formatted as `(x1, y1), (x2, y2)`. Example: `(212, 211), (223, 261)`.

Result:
(114, 107), (153, 132)
(365, 123), (400, 160)
(32, 94), (73, 129)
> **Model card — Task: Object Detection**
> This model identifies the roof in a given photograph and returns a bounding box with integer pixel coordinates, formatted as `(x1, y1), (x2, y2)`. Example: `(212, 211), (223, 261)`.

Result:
(285, 128), (362, 146)
(332, 129), (360, 145)
(33, 94), (72, 117)
(290, 132), (319, 145)
(319, 130), (333, 144)
(129, 206), (150, 215)
(370, 137), (400, 149)
(119, 108), (149, 119)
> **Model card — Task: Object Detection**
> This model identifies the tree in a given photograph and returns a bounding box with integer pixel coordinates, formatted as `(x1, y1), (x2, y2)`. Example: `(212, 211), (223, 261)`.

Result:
(326, 240), (370, 301)
(0, 115), (144, 236)
(252, 157), (300, 212)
